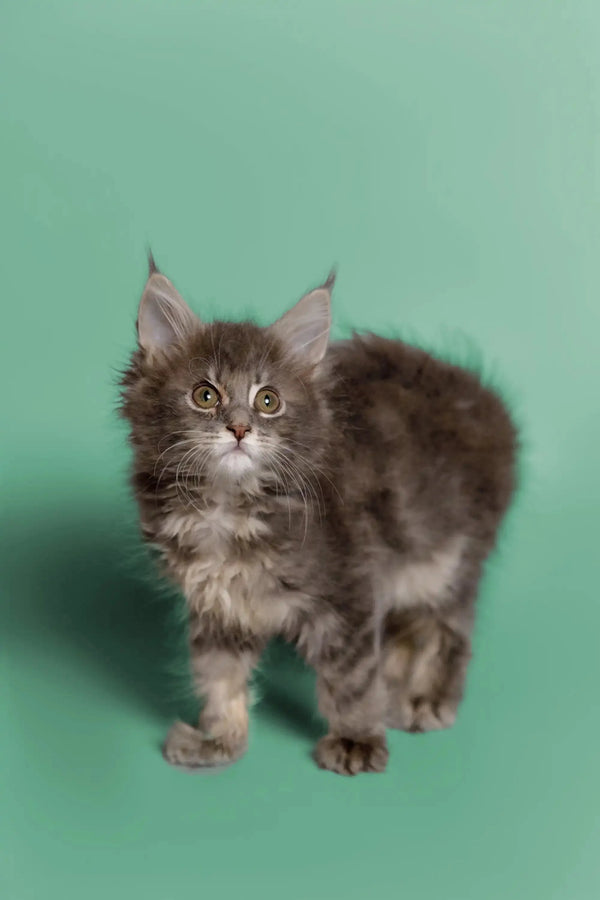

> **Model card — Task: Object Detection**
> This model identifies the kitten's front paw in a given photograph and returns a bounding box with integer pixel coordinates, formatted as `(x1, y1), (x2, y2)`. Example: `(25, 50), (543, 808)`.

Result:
(163, 720), (246, 770)
(314, 734), (389, 776)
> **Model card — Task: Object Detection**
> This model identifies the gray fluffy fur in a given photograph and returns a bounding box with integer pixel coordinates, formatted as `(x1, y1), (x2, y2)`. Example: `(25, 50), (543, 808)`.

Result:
(120, 260), (517, 775)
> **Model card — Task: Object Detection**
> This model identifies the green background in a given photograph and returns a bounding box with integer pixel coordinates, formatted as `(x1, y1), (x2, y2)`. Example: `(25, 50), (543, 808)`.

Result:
(3, 2), (599, 898)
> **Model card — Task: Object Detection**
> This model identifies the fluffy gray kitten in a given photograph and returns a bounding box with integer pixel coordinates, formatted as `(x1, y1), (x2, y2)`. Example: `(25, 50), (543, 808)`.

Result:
(120, 258), (517, 776)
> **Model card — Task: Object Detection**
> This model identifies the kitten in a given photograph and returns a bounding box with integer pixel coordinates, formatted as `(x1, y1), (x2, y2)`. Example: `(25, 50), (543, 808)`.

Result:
(120, 257), (517, 776)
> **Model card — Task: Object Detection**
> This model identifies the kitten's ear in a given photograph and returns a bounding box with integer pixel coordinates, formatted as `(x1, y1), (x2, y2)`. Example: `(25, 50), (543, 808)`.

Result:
(271, 271), (335, 368)
(137, 259), (199, 353)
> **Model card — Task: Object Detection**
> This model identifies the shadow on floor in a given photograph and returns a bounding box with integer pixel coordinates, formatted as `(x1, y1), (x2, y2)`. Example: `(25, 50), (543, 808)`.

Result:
(4, 502), (320, 740)
(257, 640), (322, 742)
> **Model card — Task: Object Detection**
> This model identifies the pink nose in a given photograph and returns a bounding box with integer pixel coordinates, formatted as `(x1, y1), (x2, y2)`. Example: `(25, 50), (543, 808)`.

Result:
(227, 424), (251, 442)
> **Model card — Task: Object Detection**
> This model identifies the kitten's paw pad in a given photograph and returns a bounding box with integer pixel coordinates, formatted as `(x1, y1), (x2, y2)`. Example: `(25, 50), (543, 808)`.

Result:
(407, 698), (457, 733)
(314, 734), (389, 776)
(162, 721), (245, 769)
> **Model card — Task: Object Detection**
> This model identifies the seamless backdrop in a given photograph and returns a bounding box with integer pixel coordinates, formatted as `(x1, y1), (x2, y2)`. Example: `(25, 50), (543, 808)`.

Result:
(2, 2), (600, 899)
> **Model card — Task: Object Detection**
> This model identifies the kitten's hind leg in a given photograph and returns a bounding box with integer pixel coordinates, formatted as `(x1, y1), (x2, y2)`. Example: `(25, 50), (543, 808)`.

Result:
(383, 610), (471, 733)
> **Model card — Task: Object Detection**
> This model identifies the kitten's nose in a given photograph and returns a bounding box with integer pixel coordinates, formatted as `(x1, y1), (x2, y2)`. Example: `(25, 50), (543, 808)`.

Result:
(227, 424), (251, 442)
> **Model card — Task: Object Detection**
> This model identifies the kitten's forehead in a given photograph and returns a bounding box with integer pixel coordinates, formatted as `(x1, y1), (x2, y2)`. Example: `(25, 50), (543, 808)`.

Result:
(188, 321), (282, 385)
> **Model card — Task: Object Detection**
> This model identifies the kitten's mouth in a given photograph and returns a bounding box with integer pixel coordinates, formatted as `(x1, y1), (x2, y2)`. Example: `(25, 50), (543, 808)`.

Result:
(218, 442), (254, 476)
(226, 444), (250, 457)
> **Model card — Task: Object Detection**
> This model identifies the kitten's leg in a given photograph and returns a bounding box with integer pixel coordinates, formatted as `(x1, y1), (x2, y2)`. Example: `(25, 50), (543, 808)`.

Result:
(163, 634), (262, 769)
(383, 610), (471, 733)
(311, 626), (389, 776)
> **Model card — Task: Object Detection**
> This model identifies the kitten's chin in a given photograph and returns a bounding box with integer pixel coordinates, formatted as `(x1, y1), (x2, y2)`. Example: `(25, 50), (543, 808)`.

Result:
(214, 447), (256, 485)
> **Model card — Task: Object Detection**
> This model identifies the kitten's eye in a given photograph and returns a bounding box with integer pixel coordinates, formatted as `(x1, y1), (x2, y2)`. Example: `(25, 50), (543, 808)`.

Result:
(254, 388), (281, 415)
(192, 382), (221, 410)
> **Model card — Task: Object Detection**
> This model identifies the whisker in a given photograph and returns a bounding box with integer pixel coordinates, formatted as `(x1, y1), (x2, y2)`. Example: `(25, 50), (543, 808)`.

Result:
(260, 444), (319, 540)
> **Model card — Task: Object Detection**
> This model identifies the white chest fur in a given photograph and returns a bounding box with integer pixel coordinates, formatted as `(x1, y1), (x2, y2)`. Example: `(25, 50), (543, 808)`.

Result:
(157, 498), (307, 637)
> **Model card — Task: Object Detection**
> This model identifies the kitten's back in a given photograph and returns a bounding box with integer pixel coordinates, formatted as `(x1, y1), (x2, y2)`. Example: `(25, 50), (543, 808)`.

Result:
(326, 334), (518, 547)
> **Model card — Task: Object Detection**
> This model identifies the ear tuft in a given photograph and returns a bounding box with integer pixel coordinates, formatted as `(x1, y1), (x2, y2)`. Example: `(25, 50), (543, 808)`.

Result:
(323, 268), (336, 292)
(270, 275), (334, 368)
(137, 269), (198, 353)
(147, 249), (159, 276)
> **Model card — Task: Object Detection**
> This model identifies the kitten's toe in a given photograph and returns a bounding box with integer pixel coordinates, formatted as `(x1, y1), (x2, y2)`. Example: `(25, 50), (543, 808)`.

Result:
(407, 698), (457, 733)
(385, 701), (413, 730)
(163, 720), (246, 770)
(314, 734), (389, 776)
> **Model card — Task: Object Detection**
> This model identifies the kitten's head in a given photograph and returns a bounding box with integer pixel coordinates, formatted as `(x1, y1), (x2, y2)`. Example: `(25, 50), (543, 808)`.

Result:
(121, 259), (334, 495)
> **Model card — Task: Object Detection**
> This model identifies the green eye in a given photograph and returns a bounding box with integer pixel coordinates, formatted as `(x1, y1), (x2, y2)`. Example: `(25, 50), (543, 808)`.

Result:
(254, 388), (281, 414)
(192, 382), (221, 409)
